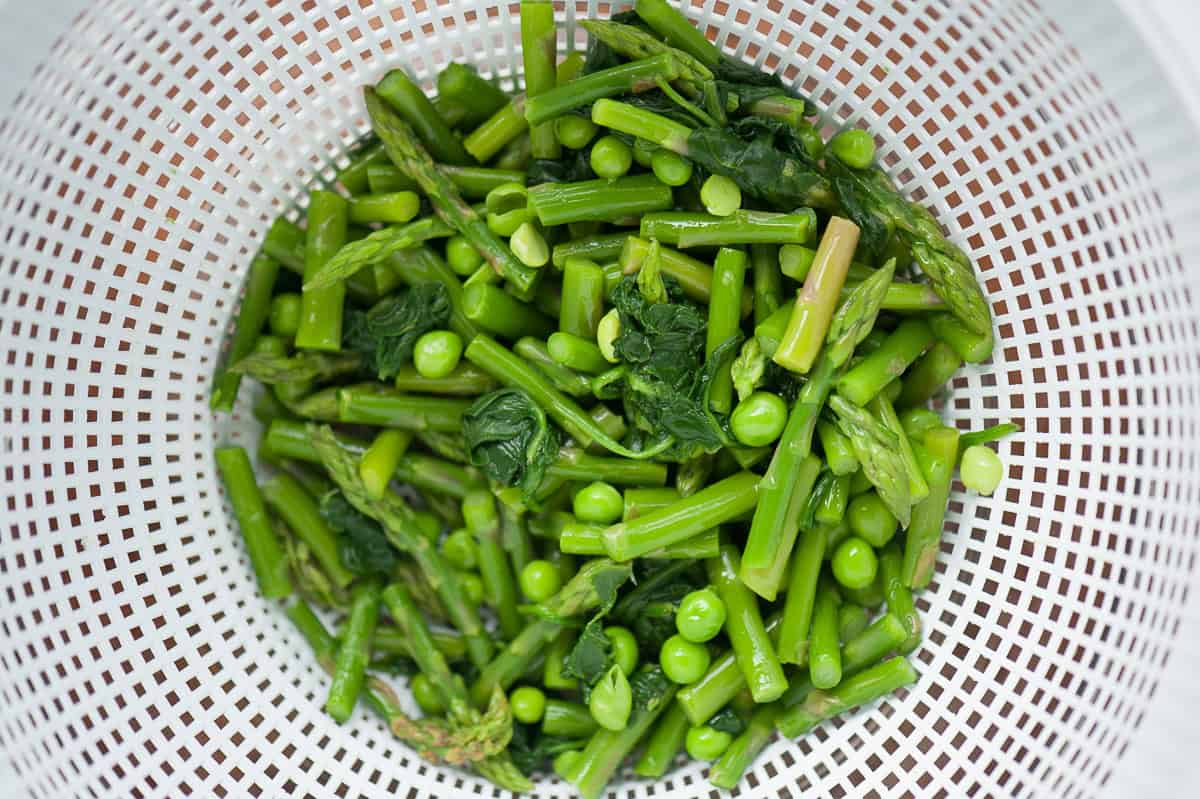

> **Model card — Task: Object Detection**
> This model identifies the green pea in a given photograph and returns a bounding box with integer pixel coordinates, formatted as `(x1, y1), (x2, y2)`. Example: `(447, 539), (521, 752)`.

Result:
(555, 115), (598, 150)
(519, 559), (563, 603)
(413, 330), (464, 379)
(412, 510), (442, 543)
(573, 481), (623, 524)
(458, 571), (485, 605)
(961, 444), (1004, 496)
(411, 673), (446, 716)
(675, 588), (726, 643)
(510, 685), (547, 724)
(685, 725), (733, 761)
(268, 292), (302, 337)
(597, 308), (621, 363)
(510, 221), (550, 268)
(830, 128), (876, 169)
(604, 626), (639, 676)
(590, 135), (633, 179)
(700, 174), (742, 217)
(446, 235), (484, 276)
(831, 536), (879, 590)
(846, 492), (898, 547)
(650, 149), (693, 187)
(632, 137), (657, 168)
(252, 334), (289, 357)
(589, 664), (633, 731)
(659, 634), (710, 685)
(553, 749), (582, 778)
(730, 391), (788, 447)
(441, 528), (478, 570)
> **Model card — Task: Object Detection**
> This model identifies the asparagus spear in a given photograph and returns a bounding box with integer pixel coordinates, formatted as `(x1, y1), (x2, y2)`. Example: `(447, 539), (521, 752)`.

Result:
(828, 395), (913, 528)
(363, 87), (541, 298)
(526, 55), (683, 126)
(521, 0), (561, 160)
(777, 656), (918, 737)
(903, 426), (959, 588)
(325, 578), (384, 722)
(376, 69), (472, 165)
(309, 425), (495, 669)
(706, 247), (748, 414)
(602, 471), (760, 561)
(773, 216), (861, 374)
(527, 174), (675, 226)
(825, 159), (991, 335)
(708, 543), (789, 703)
(210, 255), (280, 411)
(214, 446), (293, 599)
(304, 214), (456, 291)
(296, 190), (349, 351)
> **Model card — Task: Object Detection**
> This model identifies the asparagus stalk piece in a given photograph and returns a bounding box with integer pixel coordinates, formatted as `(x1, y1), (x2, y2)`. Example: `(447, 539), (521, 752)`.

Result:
(392, 363), (497, 396)
(706, 247), (748, 414)
(364, 87), (541, 298)
(520, 0), (561, 159)
(750, 243), (783, 325)
(708, 703), (782, 789)
(463, 490), (523, 639)
(675, 613), (783, 726)
(773, 216), (861, 374)
(708, 544), (789, 703)
(641, 210), (817, 248)
(512, 336), (595, 397)
(527, 174), (675, 226)
(376, 69), (472, 165)
(632, 701), (689, 778)
(325, 578), (383, 722)
(214, 446), (293, 599)
(838, 318), (934, 406)
(437, 63), (510, 130)
(602, 471), (760, 562)
(879, 541), (921, 653)
(560, 520), (718, 559)
(776, 524), (826, 665)
(296, 190), (349, 351)
(525, 55), (683, 126)
(777, 656), (918, 737)
(903, 426), (960, 588)
(262, 471), (356, 589)
(463, 96), (530, 163)
(210, 255), (280, 411)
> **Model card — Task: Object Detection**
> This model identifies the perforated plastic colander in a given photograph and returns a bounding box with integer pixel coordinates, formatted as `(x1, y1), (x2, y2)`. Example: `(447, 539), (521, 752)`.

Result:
(2, 1), (1199, 797)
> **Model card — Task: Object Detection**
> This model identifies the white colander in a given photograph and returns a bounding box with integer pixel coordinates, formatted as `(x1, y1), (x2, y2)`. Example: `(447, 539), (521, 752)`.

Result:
(2, 0), (1200, 797)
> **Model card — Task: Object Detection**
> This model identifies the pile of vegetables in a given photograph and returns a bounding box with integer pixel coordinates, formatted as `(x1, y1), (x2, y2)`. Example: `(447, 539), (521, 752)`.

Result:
(210, 1), (1015, 795)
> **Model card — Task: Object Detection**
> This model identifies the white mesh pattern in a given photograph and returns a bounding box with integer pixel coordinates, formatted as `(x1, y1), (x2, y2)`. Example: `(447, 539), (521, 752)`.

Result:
(1, 1), (1198, 797)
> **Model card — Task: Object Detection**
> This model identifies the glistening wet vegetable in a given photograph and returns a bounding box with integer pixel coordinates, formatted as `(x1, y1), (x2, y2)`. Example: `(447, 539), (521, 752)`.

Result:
(211, 0), (1005, 794)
